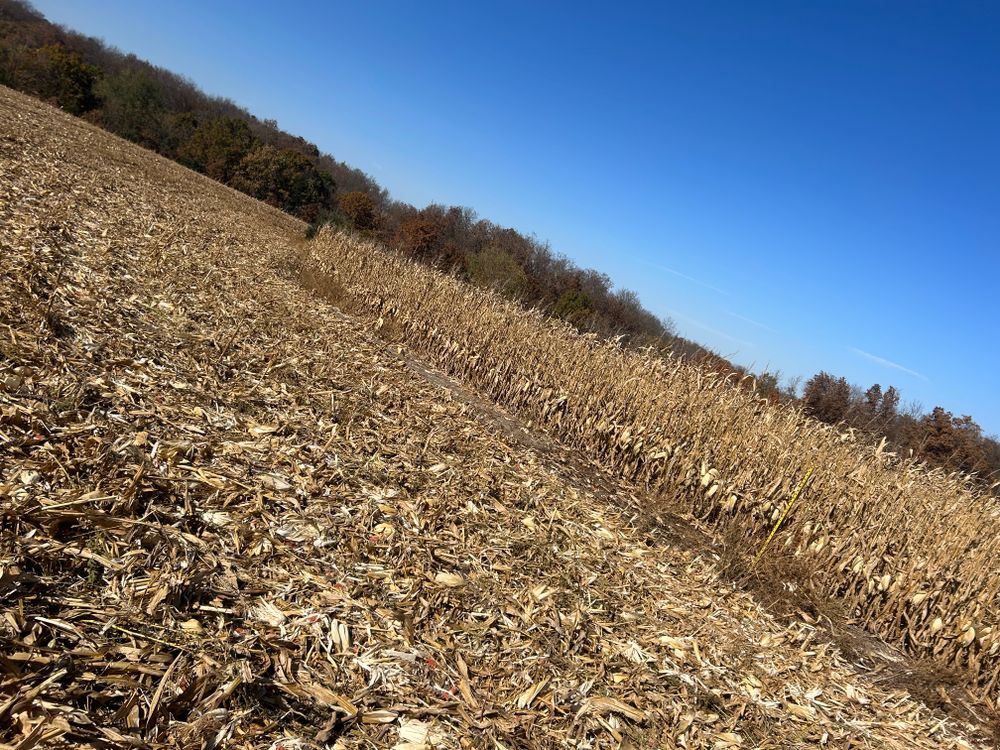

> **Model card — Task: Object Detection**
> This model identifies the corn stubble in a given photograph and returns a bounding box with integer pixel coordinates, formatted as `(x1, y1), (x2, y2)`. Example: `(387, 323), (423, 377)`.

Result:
(0, 83), (993, 748)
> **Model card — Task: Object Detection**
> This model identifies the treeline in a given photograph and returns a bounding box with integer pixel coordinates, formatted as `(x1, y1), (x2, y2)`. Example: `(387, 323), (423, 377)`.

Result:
(2, 0), (997, 485)
(797, 373), (1000, 481)
(334, 194), (685, 345)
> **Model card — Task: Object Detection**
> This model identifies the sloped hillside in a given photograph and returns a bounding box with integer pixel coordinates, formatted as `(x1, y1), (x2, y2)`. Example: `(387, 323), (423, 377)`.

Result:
(0, 86), (990, 749)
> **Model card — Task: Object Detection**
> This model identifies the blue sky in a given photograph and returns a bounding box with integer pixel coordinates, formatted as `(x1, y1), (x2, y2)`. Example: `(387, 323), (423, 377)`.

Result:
(33, 1), (999, 434)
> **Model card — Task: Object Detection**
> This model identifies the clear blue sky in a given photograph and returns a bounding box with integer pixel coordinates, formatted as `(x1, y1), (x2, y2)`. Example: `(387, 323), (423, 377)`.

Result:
(32, 1), (1000, 435)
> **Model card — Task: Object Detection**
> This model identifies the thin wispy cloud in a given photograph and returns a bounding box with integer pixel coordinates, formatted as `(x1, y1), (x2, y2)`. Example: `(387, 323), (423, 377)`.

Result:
(668, 310), (753, 349)
(653, 264), (730, 297)
(850, 347), (929, 382)
(727, 311), (776, 333)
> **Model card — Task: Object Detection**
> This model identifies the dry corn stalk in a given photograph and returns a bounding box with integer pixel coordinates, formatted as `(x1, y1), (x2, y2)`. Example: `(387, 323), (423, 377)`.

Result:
(304, 223), (1000, 699)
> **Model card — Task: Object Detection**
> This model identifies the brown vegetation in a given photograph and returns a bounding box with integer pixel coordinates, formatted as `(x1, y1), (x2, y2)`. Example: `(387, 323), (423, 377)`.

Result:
(337, 190), (379, 233)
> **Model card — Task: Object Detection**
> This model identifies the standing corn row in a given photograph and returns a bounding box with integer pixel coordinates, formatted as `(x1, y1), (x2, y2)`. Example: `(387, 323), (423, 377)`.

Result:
(305, 229), (1000, 698)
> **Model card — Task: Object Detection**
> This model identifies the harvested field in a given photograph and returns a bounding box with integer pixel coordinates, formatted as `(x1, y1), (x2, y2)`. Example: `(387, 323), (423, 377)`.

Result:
(0, 84), (993, 749)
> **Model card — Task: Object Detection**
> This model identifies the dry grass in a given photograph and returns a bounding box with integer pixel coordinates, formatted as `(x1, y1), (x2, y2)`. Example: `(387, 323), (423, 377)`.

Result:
(0, 84), (993, 749)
